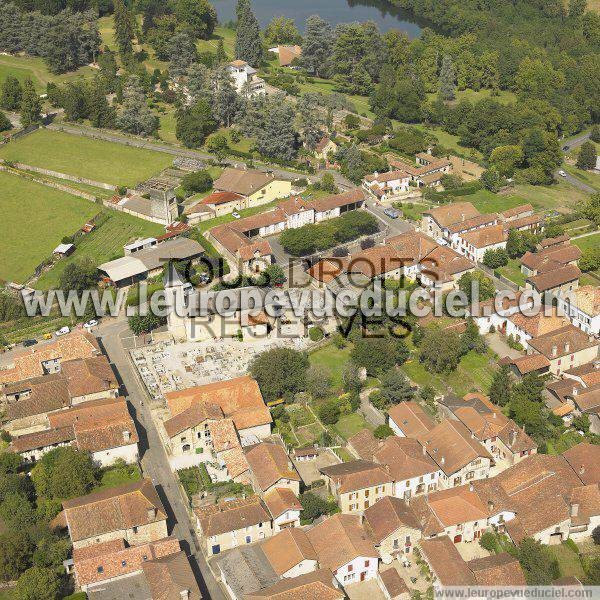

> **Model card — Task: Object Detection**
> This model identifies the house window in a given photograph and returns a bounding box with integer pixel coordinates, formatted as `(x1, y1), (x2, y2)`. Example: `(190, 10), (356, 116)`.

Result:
(393, 539), (399, 549)
(364, 490), (369, 497)
(97, 566), (104, 573)
(245, 536), (251, 544)
(365, 560), (370, 568)
(212, 544), (220, 555)
(121, 560), (127, 567)
(405, 535), (411, 545)
(348, 564), (353, 573)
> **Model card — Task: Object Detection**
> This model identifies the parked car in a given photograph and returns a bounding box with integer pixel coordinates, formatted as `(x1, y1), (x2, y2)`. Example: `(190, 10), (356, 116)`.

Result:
(562, 145), (570, 151)
(83, 319), (98, 329)
(55, 326), (70, 336)
(384, 207), (400, 219)
(232, 211), (241, 219)
(43, 333), (53, 340)
(22, 339), (37, 347)
(558, 170), (567, 177)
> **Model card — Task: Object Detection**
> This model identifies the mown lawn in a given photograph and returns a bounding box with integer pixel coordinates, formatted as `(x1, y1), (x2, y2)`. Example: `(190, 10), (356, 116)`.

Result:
(572, 232), (600, 251)
(546, 543), (586, 579)
(97, 462), (142, 490)
(499, 258), (527, 288)
(0, 172), (99, 284)
(309, 343), (352, 389)
(331, 413), (372, 440)
(36, 210), (164, 290)
(0, 129), (172, 187)
(467, 189), (527, 214)
(511, 181), (589, 212)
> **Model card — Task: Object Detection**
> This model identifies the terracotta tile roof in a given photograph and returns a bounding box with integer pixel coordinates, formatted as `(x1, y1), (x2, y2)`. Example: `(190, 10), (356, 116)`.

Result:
(563, 443), (600, 485)
(163, 402), (223, 438)
(386, 231), (438, 267)
(263, 487), (301, 520)
(418, 419), (493, 476)
(208, 418), (240, 453)
(527, 325), (598, 359)
(245, 442), (300, 491)
(527, 264), (581, 292)
(293, 446), (318, 458)
(214, 167), (273, 196)
(74, 536), (180, 587)
(142, 550), (202, 600)
(196, 191), (244, 207)
(453, 405), (508, 440)
(379, 567), (410, 598)
(11, 425), (75, 453)
(568, 286), (600, 317)
(508, 309), (569, 338)
(540, 234), (569, 248)
(468, 553), (526, 586)
(320, 459), (393, 494)
(348, 429), (381, 460)
(505, 353), (551, 374)
(260, 527), (317, 575)
(446, 213), (498, 235)
(365, 170), (409, 184)
(315, 136), (334, 153)
(307, 258), (347, 283)
(496, 421), (537, 454)
(277, 45), (302, 67)
(387, 401), (435, 438)
(165, 376), (272, 432)
(553, 403), (575, 416)
(570, 484), (600, 527)
(61, 356), (118, 398)
(373, 436), (439, 481)
(521, 244), (582, 273)
(195, 495), (270, 537)
(420, 246), (475, 283)
(5, 373), (71, 420)
(210, 222), (253, 255)
(346, 245), (406, 277)
(238, 240), (273, 262)
(564, 361), (600, 387)
(245, 569), (343, 600)
(423, 203), (480, 229)
(573, 387), (600, 414)
(500, 204), (534, 220)
(363, 496), (421, 544)
(311, 188), (366, 213)
(460, 224), (506, 248)
(0, 332), (100, 383)
(505, 213), (543, 231)
(419, 536), (476, 586)
(62, 478), (166, 543)
(221, 446), (251, 479)
(307, 514), (377, 571)
(419, 485), (488, 528)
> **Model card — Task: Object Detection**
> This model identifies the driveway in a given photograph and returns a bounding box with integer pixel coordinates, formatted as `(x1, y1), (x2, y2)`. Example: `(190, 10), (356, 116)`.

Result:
(359, 388), (386, 427)
(292, 449), (340, 485)
(486, 332), (523, 360)
(96, 318), (226, 600)
(364, 199), (414, 237)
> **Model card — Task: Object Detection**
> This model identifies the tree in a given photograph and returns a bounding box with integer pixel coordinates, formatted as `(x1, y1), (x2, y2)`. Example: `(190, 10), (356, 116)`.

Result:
(32, 536), (70, 569)
(205, 133), (229, 162)
(439, 55), (456, 101)
(590, 125), (600, 143)
(88, 78), (114, 128)
(318, 399), (340, 425)
(489, 364), (512, 406)
(0, 76), (22, 110)
(320, 172), (337, 193)
(168, 31), (198, 78)
(379, 369), (414, 406)
(20, 79), (42, 127)
(254, 95), (297, 161)
(342, 361), (362, 394)
(128, 313), (166, 335)
(256, 263), (286, 286)
(0, 531), (34, 581)
(215, 38), (227, 64)
(572, 414), (590, 433)
(489, 145), (524, 178)
(187, 63), (211, 103)
(581, 193), (600, 228)
(374, 424), (394, 439)
(212, 67), (240, 126)
(181, 170), (213, 194)
(516, 538), (559, 585)
(58, 259), (98, 294)
(14, 567), (61, 600)
(300, 491), (335, 522)
(306, 365), (332, 399)
(480, 167), (503, 192)
(0, 451), (22, 474)
(460, 319), (487, 355)
(419, 327), (462, 373)
(301, 15), (333, 77)
(175, 98), (217, 148)
(577, 141), (597, 170)
(579, 247), (600, 272)
(31, 447), (96, 501)
(482, 247), (509, 269)
(264, 16), (301, 45)
(173, 0), (216, 40)
(458, 271), (495, 302)
(250, 348), (309, 402)
(592, 525), (600, 545)
(506, 229), (538, 258)
(234, 0), (263, 67)
(351, 337), (409, 375)
(117, 76), (158, 136)
(113, 0), (135, 56)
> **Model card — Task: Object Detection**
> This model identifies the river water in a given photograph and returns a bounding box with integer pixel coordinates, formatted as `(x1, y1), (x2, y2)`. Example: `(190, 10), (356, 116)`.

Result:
(213, 0), (422, 36)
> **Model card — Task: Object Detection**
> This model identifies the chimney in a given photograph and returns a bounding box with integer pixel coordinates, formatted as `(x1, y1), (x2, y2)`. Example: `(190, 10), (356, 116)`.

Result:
(570, 503), (579, 518)
(579, 464), (585, 476)
(488, 499), (494, 512)
(594, 360), (600, 370)
(440, 456), (445, 466)
(147, 507), (157, 521)
(564, 342), (570, 353)
(122, 430), (131, 442)
(461, 213), (465, 222)
(551, 345), (558, 357)
(573, 387), (578, 397)
(180, 590), (190, 600)
(469, 483), (474, 492)
(509, 430), (517, 448)
(422, 444), (427, 456)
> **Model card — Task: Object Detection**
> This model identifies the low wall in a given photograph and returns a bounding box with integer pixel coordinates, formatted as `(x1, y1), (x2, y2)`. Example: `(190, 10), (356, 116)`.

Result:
(8, 161), (116, 191)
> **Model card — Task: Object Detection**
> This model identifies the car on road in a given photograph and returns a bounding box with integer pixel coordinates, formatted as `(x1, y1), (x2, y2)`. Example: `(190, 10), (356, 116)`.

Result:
(558, 170), (567, 177)
(384, 207), (400, 219)
(83, 319), (98, 329)
(55, 326), (70, 336)
(22, 339), (37, 347)
(562, 145), (570, 151)
(232, 211), (241, 219)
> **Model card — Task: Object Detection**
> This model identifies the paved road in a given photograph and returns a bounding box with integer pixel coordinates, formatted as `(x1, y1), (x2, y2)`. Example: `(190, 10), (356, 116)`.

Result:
(364, 198), (414, 237)
(359, 388), (386, 427)
(554, 169), (596, 194)
(96, 318), (226, 600)
(561, 132), (591, 153)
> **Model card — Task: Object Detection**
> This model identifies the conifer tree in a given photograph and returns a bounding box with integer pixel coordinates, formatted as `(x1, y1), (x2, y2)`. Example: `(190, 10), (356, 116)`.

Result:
(439, 54), (456, 101)
(234, 0), (263, 67)
(113, 0), (135, 56)
(0, 76), (23, 111)
(88, 78), (114, 128)
(20, 79), (42, 127)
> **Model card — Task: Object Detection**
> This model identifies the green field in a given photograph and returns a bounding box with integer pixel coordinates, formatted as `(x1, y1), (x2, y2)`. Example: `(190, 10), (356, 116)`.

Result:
(0, 172), (99, 283)
(0, 54), (95, 91)
(0, 129), (172, 187)
(499, 258), (527, 287)
(467, 190), (527, 214)
(331, 413), (372, 440)
(36, 210), (163, 290)
(309, 344), (352, 389)
(572, 232), (600, 251)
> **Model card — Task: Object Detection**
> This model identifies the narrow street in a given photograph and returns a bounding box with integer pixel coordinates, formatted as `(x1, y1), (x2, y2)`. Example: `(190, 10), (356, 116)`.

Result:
(96, 318), (226, 600)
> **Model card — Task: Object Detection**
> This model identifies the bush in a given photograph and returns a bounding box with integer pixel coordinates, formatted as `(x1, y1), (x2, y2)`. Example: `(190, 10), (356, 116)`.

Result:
(479, 532), (498, 552)
(374, 424), (394, 439)
(308, 326), (324, 342)
(318, 399), (341, 424)
(592, 525), (600, 545)
(182, 170), (213, 194)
